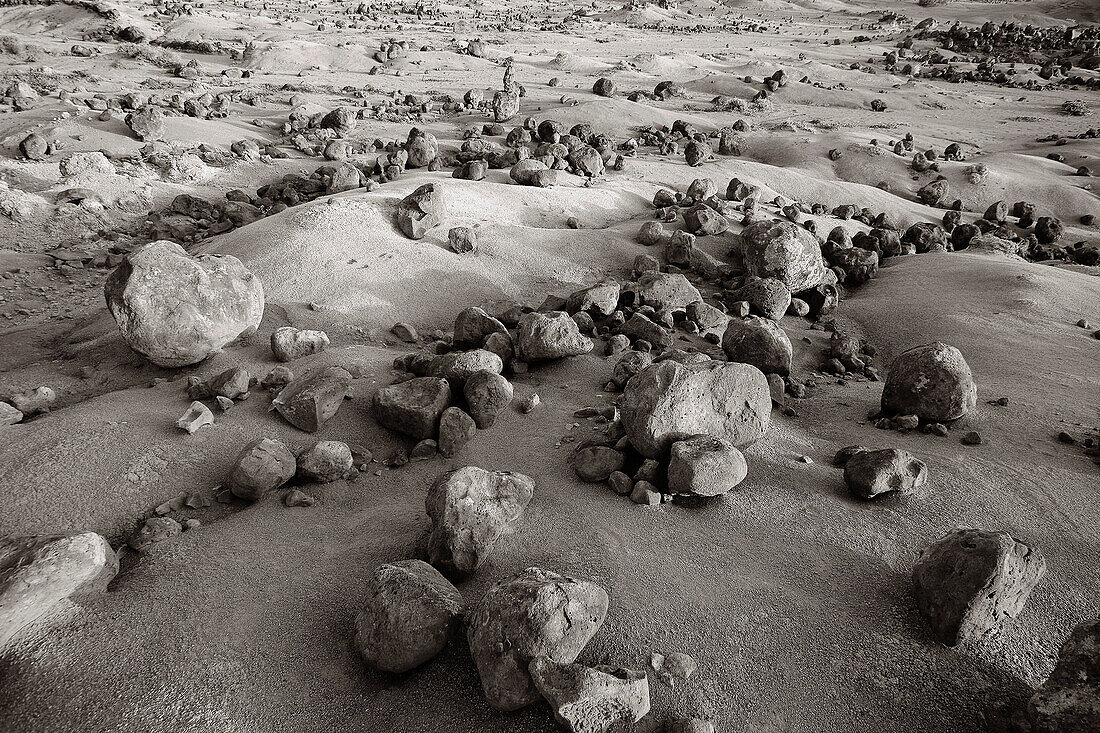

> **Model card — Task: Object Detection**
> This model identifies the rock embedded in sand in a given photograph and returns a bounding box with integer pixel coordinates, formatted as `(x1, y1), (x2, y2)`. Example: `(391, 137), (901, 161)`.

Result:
(125, 106), (165, 142)
(739, 220), (829, 293)
(396, 183), (445, 240)
(104, 241), (264, 368)
(0, 402), (23, 426)
(667, 435), (748, 496)
(464, 370), (514, 429)
(1028, 616), (1100, 732)
(373, 377), (451, 441)
(722, 316), (794, 377)
(592, 78), (615, 97)
(492, 90), (520, 122)
(19, 133), (48, 161)
(515, 312), (594, 362)
(621, 359), (772, 458)
(297, 440), (353, 482)
(529, 657), (650, 732)
(573, 445), (625, 482)
(438, 406), (476, 458)
(128, 516), (182, 552)
(0, 532), (118, 647)
(668, 720), (716, 733)
(467, 567), (609, 711)
(227, 437), (297, 500)
(881, 342), (977, 422)
(565, 282), (621, 318)
(843, 448), (928, 499)
(738, 277), (791, 321)
(271, 326), (330, 362)
(405, 127), (439, 168)
(273, 366), (352, 432)
(449, 226), (478, 254)
(176, 401), (214, 434)
(912, 528), (1046, 646)
(354, 559), (465, 674)
(425, 466), (535, 578)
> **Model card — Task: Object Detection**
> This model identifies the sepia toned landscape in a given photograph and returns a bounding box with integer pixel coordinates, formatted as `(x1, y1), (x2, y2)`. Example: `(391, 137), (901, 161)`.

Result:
(0, 0), (1097, 731)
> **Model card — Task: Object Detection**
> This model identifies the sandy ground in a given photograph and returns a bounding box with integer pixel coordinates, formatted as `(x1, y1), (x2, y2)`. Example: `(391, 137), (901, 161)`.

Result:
(1, 0), (1098, 731)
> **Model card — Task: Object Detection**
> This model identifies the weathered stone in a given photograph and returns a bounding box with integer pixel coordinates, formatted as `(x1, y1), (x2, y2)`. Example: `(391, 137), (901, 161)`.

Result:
(453, 306), (507, 349)
(515, 312), (594, 361)
(128, 516), (182, 552)
(913, 528), (1046, 646)
(426, 466), (535, 578)
(722, 316), (793, 376)
(354, 560), (464, 673)
(373, 377), (452, 440)
(105, 241), (264, 368)
(396, 183), (445, 240)
(438, 407), (476, 457)
(739, 220), (828, 292)
(464, 371), (514, 429)
(271, 326), (329, 362)
(573, 446), (625, 482)
(467, 567), (609, 711)
(1028, 617), (1100, 732)
(621, 360), (772, 458)
(297, 440), (353, 482)
(667, 435), (748, 496)
(176, 401), (214, 434)
(529, 657), (650, 733)
(227, 437), (296, 500)
(882, 342), (977, 422)
(843, 448), (928, 499)
(632, 272), (702, 311)
(565, 283), (621, 318)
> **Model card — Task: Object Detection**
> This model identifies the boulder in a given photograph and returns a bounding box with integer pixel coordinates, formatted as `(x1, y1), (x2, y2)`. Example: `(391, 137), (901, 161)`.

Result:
(573, 446), (625, 482)
(621, 360), (772, 458)
(438, 407), (476, 458)
(396, 183), (445, 239)
(126, 106), (165, 141)
(1028, 617), (1100, 732)
(843, 448), (928, 499)
(565, 283), (620, 318)
(721, 316), (793, 376)
(428, 349), (503, 387)
(105, 241), (264, 368)
(912, 528), (1046, 646)
(464, 371), (514, 428)
(227, 437), (296, 500)
(297, 440), (353, 482)
(667, 435), (748, 496)
(373, 377), (452, 440)
(354, 560), (465, 673)
(272, 366), (352, 432)
(739, 220), (828, 292)
(467, 567), (609, 711)
(425, 466), (535, 578)
(0, 533), (118, 647)
(515, 312), (594, 362)
(454, 307), (507, 349)
(632, 272), (702, 311)
(881, 342), (977, 421)
(529, 657), (650, 733)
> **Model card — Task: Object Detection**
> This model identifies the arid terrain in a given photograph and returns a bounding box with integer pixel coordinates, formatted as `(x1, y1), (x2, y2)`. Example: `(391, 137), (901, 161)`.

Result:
(0, 0), (1098, 731)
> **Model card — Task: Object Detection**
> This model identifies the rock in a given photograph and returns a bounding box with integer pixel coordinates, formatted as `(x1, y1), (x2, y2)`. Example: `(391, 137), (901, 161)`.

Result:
(285, 489), (315, 507)
(515, 312), (594, 361)
(573, 446), (625, 482)
(105, 241), (264, 368)
(354, 560), (465, 673)
(297, 440), (353, 482)
(881, 342), (977, 421)
(617, 313), (673, 350)
(913, 528), (1046, 646)
(373, 377), (452, 440)
(176, 401), (214, 434)
(227, 437), (297, 500)
(271, 326), (329, 362)
(411, 439), (438, 460)
(651, 652), (697, 687)
(492, 90), (520, 122)
(739, 220), (828, 292)
(611, 350), (655, 389)
(667, 435), (748, 496)
(405, 128), (439, 168)
(467, 567), (609, 711)
(565, 283), (621, 318)
(207, 368), (250, 400)
(0, 533), (118, 647)
(630, 481), (662, 505)
(320, 107), (356, 135)
(464, 371), (514, 428)
(685, 140), (712, 167)
(126, 106), (165, 141)
(391, 322), (419, 342)
(608, 471), (633, 495)
(449, 226), (478, 254)
(454, 307), (507, 349)
(633, 272), (702, 311)
(0, 402), (23, 426)
(272, 366), (352, 432)
(1028, 616), (1100, 732)
(428, 349), (503, 388)
(739, 277), (791, 321)
(19, 133), (48, 161)
(621, 360), (772, 458)
(592, 78), (615, 97)
(843, 448), (928, 499)
(722, 316), (793, 376)
(529, 657), (650, 732)
(667, 720), (715, 733)
(426, 466), (535, 578)
(520, 393), (540, 413)
(128, 516), (182, 552)
(438, 407), (477, 457)
(396, 183), (445, 239)
(11, 386), (60, 416)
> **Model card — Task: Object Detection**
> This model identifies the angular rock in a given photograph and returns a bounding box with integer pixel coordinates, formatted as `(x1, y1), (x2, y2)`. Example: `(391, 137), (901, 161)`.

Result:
(464, 371), (514, 429)
(454, 307), (507, 349)
(271, 326), (329, 362)
(373, 377), (451, 440)
(843, 448), (928, 499)
(273, 366), (352, 432)
(621, 360), (772, 458)
(0, 533), (118, 647)
(426, 466), (535, 578)
(467, 567), (609, 711)
(396, 183), (445, 240)
(721, 316), (793, 376)
(297, 440), (353, 482)
(1028, 617), (1100, 732)
(354, 560), (465, 673)
(632, 272), (702, 311)
(438, 407), (476, 458)
(912, 528), (1046, 646)
(565, 283), (621, 318)
(515, 312), (594, 362)
(428, 349), (503, 387)
(105, 241), (264, 368)
(529, 657), (650, 733)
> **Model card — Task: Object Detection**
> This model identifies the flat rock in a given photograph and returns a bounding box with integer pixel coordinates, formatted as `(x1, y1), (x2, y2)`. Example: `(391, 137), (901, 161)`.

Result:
(529, 656), (650, 733)
(272, 366), (352, 432)
(667, 435), (748, 496)
(843, 448), (928, 499)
